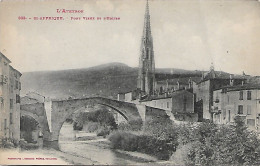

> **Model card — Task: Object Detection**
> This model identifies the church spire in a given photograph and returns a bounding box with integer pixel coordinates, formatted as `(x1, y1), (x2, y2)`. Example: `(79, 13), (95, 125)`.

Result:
(137, 0), (155, 96)
(143, 0), (151, 39)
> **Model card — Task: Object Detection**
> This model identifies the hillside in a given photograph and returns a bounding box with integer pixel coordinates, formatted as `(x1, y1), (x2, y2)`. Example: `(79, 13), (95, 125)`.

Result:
(20, 62), (210, 99)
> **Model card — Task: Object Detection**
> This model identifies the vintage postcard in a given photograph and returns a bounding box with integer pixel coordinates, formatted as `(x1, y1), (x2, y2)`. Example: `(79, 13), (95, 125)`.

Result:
(0, 0), (260, 165)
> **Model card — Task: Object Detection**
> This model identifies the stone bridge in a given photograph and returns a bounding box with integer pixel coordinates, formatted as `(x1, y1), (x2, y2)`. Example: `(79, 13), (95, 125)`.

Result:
(21, 96), (171, 149)
(50, 97), (144, 147)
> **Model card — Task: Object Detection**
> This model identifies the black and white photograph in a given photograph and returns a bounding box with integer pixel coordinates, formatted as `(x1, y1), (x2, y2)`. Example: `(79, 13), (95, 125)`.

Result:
(0, 0), (260, 165)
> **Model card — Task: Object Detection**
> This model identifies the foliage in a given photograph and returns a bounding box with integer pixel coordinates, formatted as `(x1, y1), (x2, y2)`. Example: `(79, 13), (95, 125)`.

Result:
(175, 116), (260, 165)
(73, 109), (117, 138)
(0, 138), (16, 149)
(84, 122), (99, 133)
(117, 119), (143, 131)
(73, 112), (86, 130)
(97, 126), (111, 137)
(109, 116), (178, 160)
(108, 131), (178, 160)
(86, 109), (117, 130)
(143, 117), (178, 145)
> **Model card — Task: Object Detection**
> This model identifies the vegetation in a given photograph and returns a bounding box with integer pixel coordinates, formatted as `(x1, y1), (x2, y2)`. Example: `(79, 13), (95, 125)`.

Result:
(73, 109), (117, 137)
(0, 138), (17, 149)
(171, 116), (260, 165)
(108, 131), (177, 160)
(109, 116), (178, 160)
(117, 119), (143, 131)
(109, 115), (260, 164)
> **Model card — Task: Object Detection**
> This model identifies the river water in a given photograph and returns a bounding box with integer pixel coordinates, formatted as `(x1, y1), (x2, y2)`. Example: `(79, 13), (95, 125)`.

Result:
(58, 123), (157, 165)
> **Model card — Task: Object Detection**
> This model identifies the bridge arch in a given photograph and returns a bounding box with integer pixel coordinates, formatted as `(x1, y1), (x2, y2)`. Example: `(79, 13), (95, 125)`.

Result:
(20, 110), (42, 129)
(20, 103), (51, 144)
(49, 97), (142, 149)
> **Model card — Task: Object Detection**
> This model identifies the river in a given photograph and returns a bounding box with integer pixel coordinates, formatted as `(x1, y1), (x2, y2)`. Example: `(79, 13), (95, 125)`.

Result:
(58, 123), (158, 165)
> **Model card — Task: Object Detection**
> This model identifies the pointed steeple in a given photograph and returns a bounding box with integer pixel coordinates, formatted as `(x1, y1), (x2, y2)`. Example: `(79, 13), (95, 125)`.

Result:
(143, 0), (151, 40)
(137, 0), (155, 96)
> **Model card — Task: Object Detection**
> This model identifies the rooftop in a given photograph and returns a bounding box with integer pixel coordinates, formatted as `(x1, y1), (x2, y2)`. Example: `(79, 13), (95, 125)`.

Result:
(0, 52), (11, 63)
(215, 84), (260, 92)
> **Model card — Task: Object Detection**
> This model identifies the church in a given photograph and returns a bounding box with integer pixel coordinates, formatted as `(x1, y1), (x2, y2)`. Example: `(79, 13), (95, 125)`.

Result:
(117, 0), (199, 122)
(117, 0), (251, 123)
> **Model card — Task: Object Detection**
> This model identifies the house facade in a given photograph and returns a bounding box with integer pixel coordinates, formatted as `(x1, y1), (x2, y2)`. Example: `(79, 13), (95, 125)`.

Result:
(213, 84), (260, 132)
(0, 52), (21, 144)
(193, 65), (245, 120)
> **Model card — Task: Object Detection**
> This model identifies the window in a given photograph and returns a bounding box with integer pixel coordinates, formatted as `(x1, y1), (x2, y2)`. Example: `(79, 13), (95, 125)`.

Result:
(167, 102), (169, 108)
(16, 95), (20, 103)
(19, 82), (21, 90)
(238, 105), (243, 114)
(247, 105), (251, 115)
(223, 109), (226, 120)
(4, 119), (7, 130)
(146, 48), (149, 58)
(0, 97), (4, 108)
(15, 80), (18, 89)
(10, 85), (13, 93)
(228, 110), (231, 122)
(10, 113), (13, 124)
(10, 99), (13, 109)
(239, 91), (243, 100)
(247, 91), (251, 100)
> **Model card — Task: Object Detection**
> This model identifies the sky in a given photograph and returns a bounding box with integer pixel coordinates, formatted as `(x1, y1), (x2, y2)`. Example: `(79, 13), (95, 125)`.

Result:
(0, 0), (260, 75)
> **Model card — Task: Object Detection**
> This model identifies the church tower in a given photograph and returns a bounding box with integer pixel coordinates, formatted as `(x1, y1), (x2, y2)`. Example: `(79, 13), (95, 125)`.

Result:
(137, 0), (155, 96)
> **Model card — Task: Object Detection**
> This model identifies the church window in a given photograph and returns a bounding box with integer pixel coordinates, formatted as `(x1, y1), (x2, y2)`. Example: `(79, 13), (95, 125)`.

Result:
(146, 48), (149, 58)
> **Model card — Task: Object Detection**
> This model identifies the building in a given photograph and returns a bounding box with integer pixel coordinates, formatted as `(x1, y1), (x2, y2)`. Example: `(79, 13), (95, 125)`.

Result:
(116, 0), (198, 123)
(0, 52), (21, 144)
(213, 84), (260, 132)
(193, 64), (245, 120)
(137, 0), (155, 96)
(21, 92), (45, 104)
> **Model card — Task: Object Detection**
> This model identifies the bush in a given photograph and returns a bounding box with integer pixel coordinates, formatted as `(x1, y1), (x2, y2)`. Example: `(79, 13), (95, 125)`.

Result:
(83, 122), (99, 133)
(118, 119), (143, 131)
(0, 138), (15, 149)
(108, 131), (178, 160)
(73, 121), (83, 130)
(97, 127), (111, 137)
(177, 116), (260, 165)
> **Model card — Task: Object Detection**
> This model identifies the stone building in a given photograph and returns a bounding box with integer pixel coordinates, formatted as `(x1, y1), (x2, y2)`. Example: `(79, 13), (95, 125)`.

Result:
(193, 64), (245, 121)
(0, 52), (21, 144)
(213, 84), (260, 132)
